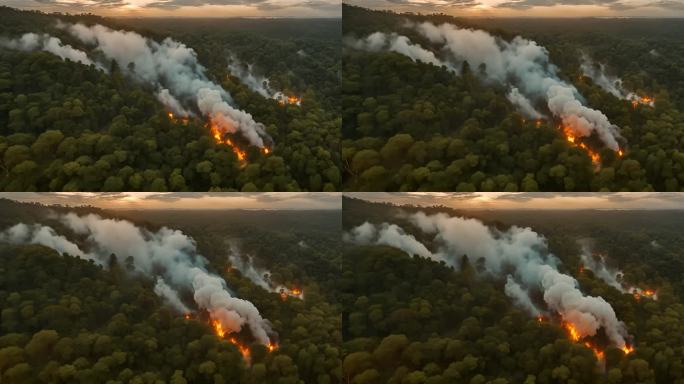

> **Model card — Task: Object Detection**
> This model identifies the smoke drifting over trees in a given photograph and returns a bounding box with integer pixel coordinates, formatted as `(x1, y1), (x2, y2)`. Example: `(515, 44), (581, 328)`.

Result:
(347, 21), (624, 151)
(346, 211), (632, 349)
(0, 212), (275, 345)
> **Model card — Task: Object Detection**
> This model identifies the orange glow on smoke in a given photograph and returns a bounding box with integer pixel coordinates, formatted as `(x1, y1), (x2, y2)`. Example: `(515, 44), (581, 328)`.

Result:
(210, 122), (247, 162)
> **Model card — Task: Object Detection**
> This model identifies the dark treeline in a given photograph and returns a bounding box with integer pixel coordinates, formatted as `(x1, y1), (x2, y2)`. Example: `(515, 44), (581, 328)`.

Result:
(341, 197), (684, 384)
(0, 6), (341, 192)
(342, 5), (684, 192)
(0, 199), (342, 383)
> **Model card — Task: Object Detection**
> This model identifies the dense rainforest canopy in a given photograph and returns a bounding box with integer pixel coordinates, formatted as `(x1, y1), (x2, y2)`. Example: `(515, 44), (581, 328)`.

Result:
(342, 5), (684, 192)
(0, 7), (341, 192)
(341, 197), (684, 384)
(0, 198), (342, 383)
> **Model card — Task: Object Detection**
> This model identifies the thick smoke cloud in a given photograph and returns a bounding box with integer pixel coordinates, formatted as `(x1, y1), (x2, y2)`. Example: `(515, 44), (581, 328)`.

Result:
(348, 22), (623, 151)
(0, 214), (274, 345)
(58, 22), (269, 147)
(346, 212), (631, 348)
(0, 32), (96, 67)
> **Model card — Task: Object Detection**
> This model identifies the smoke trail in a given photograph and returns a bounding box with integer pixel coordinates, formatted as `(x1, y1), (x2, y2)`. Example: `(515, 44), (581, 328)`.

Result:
(505, 275), (543, 316)
(227, 55), (302, 106)
(507, 87), (543, 119)
(348, 23), (623, 151)
(1, 214), (274, 345)
(227, 243), (304, 300)
(155, 277), (191, 313)
(58, 22), (269, 147)
(344, 221), (436, 261)
(580, 54), (654, 107)
(0, 223), (98, 263)
(0, 32), (97, 68)
(346, 212), (631, 348)
(578, 240), (625, 292)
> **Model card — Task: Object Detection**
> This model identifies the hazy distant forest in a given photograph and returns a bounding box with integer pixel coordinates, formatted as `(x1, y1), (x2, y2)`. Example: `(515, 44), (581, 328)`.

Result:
(0, 199), (342, 383)
(342, 197), (684, 384)
(0, 7), (341, 192)
(342, 5), (684, 192)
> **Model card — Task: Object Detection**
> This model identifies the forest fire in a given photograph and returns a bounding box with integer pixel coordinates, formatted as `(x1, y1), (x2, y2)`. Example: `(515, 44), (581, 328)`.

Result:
(630, 95), (655, 108)
(560, 321), (634, 359)
(562, 126), (601, 164)
(279, 286), (304, 301)
(276, 94), (302, 106)
(167, 112), (190, 125)
(631, 288), (658, 301)
(210, 123), (247, 162)
(209, 318), (277, 362)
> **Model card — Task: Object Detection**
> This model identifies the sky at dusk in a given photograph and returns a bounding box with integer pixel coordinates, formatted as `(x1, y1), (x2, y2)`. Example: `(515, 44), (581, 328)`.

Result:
(347, 192), (684, 210)
(0, 192), (342, 210)
(345, 0), (684, 17)
(0, 0), (341, 17)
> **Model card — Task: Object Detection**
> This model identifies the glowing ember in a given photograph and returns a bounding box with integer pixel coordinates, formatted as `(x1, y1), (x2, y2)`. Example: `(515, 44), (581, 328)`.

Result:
(184, 313), (191, 320)
(262, 147), (270, 155)
(168, 112), (174, 119)
(618, 149), (624, 157)
(579, 264), (585, 273)
(267, 343), (278, 352)
(536, 315), (546, 323)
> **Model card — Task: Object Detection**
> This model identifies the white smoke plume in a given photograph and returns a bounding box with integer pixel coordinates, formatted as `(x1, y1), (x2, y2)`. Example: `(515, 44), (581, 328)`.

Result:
(155, 277), (191, 314)
(580, 54), (654, 107)
(507, 87), (543, 119)
(58, 22), (269, 147)
(348, 23), (623, 151)
(579, 240), (658, 301)
(0, 223), (98, 263)
(227, 55), (302, 106)
(579, 240), (625, 292)
(227, 243), (304, 300)
(346, 212), (631, 349)
(346, 31), (446, 68)
(0, 32), (97, 68)
(156, 88), (190, 117)
(505, 275), (543, 317)
(345, 221), (437, 261)
(0, 214), (274, 345)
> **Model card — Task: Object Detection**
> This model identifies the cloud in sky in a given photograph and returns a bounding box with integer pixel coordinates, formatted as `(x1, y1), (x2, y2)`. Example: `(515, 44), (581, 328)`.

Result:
(0, 192), (342, 210)
(345, 0), (684, 17)
(0, 0), (341, 17)
(346, 192), (684, 210)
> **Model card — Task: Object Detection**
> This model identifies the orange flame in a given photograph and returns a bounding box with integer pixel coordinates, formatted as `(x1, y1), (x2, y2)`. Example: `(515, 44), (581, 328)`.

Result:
(584, 341), (605, 360)
(228, 337), (251, 361)
(267, 342), (278, 352)
(210, 123), (246, 161)
(561, 125), (603, 165)
(263, 147), (270, 155)
(621, 344), (634, 354)
(563, 322), (581, 342)
(184, 313), (191, 320)
(212, 319), (226, 338)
